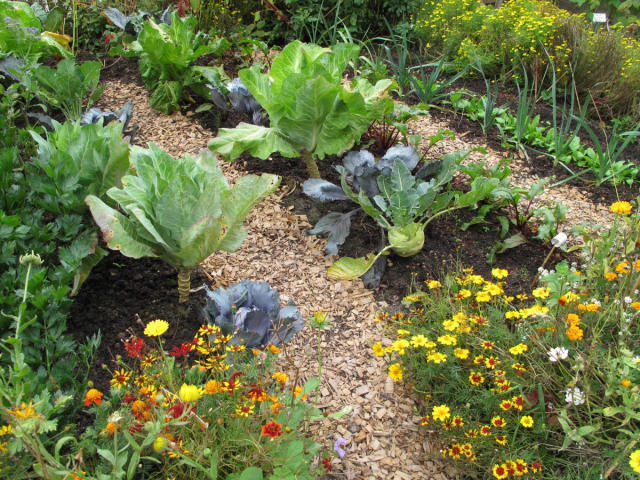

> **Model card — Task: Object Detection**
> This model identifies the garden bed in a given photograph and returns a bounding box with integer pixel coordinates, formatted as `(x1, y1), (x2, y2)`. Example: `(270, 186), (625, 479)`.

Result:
(63, 55), (634, 479)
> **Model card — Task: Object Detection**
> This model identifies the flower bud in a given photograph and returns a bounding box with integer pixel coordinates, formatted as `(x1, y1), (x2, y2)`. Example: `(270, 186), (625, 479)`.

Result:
(19, 251), (43, 267)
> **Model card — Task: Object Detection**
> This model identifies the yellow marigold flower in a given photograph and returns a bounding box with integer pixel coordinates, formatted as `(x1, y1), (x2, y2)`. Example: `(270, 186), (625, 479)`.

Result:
(616, 262), (631, 274)
(468, 274), (484, 285)
(179, 383), (201, 403)
(566, 324), (583, 341)
(410, 334), (430, 348)
(611, 201), (632, 215)
(388, 363), (404, 382)
(532, 287), (550, 299)
(491, 268), (509, 279)
(432, 404), (451, 422)
(621, 378), (632, 387)
(392, 338), (411, 355)
(272, 372), (289, 385)
(372, 342), (385, 357)
(605, 272), (618, 281)
(520, 415), (534, 428)
(426, 280), (442, 289)
(509, 344), (528, 355)
(437, 334), (457, 346)
(454, 289), (472, 300)
(476, 291), (491, 303)
(516, 293), (529, 301)
(561, 292), (580, 303)
(0, 425), (12, 436)
(505, 310), (520, 319)
(454, 348), (469, 359)
(397, 329), (410, 336)
(153, 436), (166, 452)
(442, 319), (460, 331)
(452, 312), (467, 323)
(567, 313), (580, 325)
(144, 319), (169, 337)
(503, 295), (514, 303)
(427, 351), (448, 363)
(424, 340), (437, 349)
(483, 282), (504, 296)
(629, 449), (640, 473)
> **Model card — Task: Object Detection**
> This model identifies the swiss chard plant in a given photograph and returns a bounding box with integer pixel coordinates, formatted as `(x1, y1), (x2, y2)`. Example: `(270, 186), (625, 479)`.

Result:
(29, 120), (131, 215)
(86, 145), (280, 303)
(33, 58), (103, 121)
(208, 40), (393, 179)
(310, 146), (497, 281)
(203, 280), (303, 348)
(109, 10), (230, 114)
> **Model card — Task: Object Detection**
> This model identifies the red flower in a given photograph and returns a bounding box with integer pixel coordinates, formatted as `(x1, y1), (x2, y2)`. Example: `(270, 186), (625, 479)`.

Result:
(322, 457), (332, 471)
(124, 337), (144, 358)
(169, 340), (194, 357)
(123, 394), (137, 403)
(168, 403), (185, 419)
(104, 32), (114, 44)
(261, 420), (283, 439)
(129, 423), (142, 434)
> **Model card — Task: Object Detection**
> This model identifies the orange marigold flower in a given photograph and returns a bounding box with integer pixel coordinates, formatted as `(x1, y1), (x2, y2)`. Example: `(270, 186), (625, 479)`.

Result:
(84, 388), (103, 407)
(261, 420), (283, 439)
(567, 313), (580, 325)
(611, 201), (632, 215)
(605, 272), (618, 281)
(104, 422), (118, 435)
(204, 379), (222, 394)
(566, 324), (584, 341)
(622, 378), (632, 387)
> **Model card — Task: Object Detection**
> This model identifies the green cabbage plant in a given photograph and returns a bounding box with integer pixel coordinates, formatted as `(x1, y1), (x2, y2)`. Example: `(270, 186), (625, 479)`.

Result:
(109, 10), (230, 114)
(208, 40), (392, 179)
(86, 144), (280, 303)
(325, 148), (498, 280)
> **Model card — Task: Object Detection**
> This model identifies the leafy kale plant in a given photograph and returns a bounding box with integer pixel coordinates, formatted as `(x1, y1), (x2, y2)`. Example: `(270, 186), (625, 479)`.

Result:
(203, 280), (303, 348)
(208, 40), (393, 179)
(110, 10), (230, 114)
(86, 145), (280, 303)
(33, 58), (102, 121)
(306, 146), (497, 281)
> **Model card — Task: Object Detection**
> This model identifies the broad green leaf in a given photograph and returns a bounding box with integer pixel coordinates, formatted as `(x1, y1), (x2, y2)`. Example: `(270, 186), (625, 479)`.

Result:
(209, 122), (300, 161)
(328, 252), (385, 280)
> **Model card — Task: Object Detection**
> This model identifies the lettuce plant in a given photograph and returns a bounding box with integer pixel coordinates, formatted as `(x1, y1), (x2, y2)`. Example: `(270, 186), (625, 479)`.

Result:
(203, 280), (303, 348)
(313, 147), (498, 280)
(208, 40), (392, 179)
(110, 10), (230, 114)
(86, 145), (280, 303)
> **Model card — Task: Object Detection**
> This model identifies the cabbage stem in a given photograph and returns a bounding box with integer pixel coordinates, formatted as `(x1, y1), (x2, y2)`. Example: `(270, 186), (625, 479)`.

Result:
(302, 150), (320, 179)
(178, 268), (191, 303)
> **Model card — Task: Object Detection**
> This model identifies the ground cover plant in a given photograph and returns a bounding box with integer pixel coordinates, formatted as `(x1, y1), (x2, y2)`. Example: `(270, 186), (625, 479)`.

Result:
(375, 201), (640, 478)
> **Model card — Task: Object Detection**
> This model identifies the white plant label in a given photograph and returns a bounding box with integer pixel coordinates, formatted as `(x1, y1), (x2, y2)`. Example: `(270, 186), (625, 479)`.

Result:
(592, 13), (607, 23)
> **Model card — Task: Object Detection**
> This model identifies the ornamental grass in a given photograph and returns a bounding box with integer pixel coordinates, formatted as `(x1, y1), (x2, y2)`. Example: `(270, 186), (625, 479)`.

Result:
(375, 199), (640, 478)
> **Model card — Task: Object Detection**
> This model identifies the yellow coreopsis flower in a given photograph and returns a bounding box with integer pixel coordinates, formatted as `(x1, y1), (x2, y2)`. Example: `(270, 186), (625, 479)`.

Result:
(432, 404), (451, 422)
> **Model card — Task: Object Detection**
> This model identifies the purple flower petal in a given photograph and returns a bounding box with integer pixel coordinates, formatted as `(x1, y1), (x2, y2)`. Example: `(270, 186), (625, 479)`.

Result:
(334, 437), (348, 458)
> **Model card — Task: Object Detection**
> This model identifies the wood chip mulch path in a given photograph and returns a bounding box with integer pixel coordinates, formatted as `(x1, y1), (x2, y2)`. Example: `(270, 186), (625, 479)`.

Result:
(96, 70), (614, 479)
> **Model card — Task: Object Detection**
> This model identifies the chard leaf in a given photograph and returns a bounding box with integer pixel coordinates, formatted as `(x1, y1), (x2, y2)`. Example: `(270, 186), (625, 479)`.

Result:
(302, 179), (349, 202)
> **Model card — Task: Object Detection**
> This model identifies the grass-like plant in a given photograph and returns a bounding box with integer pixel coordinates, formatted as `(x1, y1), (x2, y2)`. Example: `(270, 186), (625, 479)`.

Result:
(374, 199), (640, 478)
(86, 144), (280, 303)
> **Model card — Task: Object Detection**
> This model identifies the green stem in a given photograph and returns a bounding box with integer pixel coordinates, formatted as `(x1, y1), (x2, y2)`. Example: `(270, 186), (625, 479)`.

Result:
(302, 150), (320, 179)
(316, 327), (322, 405)
(177, 268), (191, 303)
